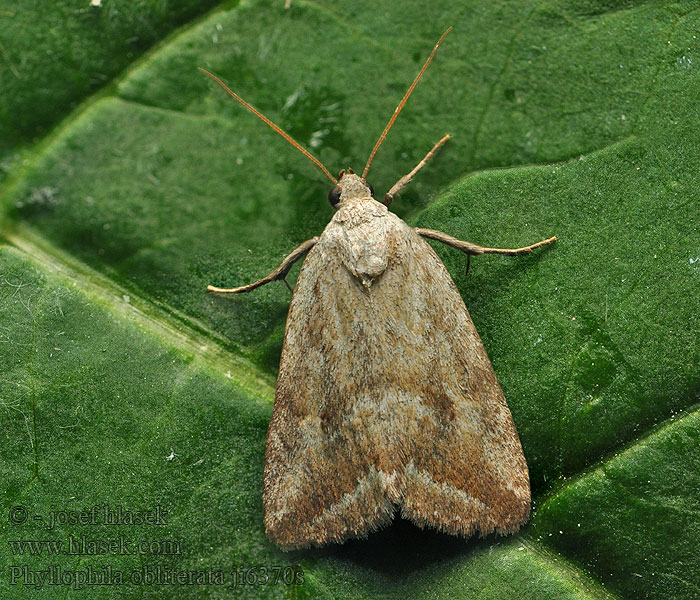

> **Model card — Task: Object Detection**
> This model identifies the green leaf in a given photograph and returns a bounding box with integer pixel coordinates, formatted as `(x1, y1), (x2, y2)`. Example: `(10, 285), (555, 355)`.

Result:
(0, 0), (223, 167)
(1, 0), (698, 598)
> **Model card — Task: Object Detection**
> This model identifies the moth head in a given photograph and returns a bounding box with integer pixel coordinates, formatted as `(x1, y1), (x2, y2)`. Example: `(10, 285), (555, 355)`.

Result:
(328, 168), (375, 207)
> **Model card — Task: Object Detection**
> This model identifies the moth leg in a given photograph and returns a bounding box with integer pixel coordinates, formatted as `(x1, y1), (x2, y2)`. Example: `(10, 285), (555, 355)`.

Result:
(207, 237), (319, 294)
(384, 134), (451, 205)
(416, 228), (557, 256)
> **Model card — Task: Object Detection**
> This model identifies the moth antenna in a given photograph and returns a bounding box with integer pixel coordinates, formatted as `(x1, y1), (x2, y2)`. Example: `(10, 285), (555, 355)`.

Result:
(362, 27), (452, 180)
(199, 67), (337, 185)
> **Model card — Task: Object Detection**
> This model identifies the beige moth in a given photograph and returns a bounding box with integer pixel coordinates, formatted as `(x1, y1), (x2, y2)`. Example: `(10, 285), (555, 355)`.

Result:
(201, 28), (556, 550)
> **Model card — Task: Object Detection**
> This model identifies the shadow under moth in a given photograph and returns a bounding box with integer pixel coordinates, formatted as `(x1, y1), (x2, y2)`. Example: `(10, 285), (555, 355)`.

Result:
(201, 28), (556, 550)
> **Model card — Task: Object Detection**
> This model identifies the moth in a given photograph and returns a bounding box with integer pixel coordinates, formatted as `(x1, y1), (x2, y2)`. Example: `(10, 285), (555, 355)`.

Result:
(201, 28), (556, 550)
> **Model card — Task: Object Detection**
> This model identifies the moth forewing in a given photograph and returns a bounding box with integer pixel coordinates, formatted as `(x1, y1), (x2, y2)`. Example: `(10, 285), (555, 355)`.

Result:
(202, 29), (555, 550)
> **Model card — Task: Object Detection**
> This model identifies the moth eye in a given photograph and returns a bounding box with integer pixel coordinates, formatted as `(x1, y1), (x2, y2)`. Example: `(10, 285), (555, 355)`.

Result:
(367, 182), (374, 197)
(328, 186), (342, 206)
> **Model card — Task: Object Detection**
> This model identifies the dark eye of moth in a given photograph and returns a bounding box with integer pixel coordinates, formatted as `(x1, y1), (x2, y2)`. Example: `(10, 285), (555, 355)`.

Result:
(328, 186), (341, 206)
(367, 183), (374, 197)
